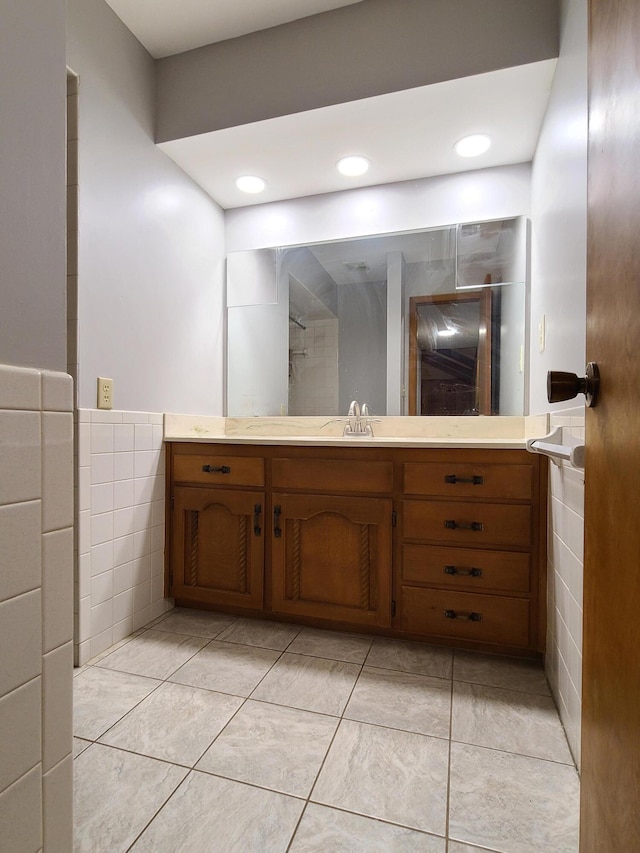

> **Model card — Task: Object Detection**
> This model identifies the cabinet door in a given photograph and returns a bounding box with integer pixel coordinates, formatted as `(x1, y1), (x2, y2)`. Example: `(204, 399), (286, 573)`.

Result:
(171, 486), (264, 610)
(271, 493), (393, 627)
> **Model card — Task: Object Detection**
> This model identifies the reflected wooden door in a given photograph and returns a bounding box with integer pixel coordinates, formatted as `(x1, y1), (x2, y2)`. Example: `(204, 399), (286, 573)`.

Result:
(580, 0), (640, 848)
(408, 290), (492, 416)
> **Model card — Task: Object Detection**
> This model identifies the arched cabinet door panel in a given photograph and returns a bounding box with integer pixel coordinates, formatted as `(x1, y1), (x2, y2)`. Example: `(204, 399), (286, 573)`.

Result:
(171, 486), (264, 610)
(271, 492), (393, 627)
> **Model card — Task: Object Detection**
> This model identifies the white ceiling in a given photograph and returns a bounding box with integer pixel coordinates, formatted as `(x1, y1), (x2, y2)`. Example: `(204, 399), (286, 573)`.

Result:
(103, 1), (556, 211)
(159, 60), (556, 210)
(103, 0), (364, 58)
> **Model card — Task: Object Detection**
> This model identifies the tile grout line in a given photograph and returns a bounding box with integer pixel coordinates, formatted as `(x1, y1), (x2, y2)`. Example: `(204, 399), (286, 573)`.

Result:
(74, 613), (575, 851)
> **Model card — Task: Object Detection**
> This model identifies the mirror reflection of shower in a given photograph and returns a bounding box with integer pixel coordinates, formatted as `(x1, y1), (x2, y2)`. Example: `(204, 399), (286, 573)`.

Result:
(225, 218), (526, 417)
(286, 246), (388, 416)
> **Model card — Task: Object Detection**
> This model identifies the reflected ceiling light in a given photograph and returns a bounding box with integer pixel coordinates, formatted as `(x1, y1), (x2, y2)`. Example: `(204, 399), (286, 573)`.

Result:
(454, 134), (492, 158)
(336, 155), (370, 176)
(235, 175), (266, 193)
(438, 328), (457, 337)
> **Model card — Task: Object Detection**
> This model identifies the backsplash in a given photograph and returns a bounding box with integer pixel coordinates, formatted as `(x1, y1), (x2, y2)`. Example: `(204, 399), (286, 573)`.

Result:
(544, 406), (585, 767)
(75, 408), (172, 665)
(0, 364), (74, 851)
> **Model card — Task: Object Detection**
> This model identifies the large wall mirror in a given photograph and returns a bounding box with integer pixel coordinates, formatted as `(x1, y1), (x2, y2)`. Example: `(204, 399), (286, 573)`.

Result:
(226, 217), (527, 417)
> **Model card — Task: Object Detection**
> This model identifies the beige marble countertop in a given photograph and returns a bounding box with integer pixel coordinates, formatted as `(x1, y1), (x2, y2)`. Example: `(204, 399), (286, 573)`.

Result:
(163, 414), (549, 450)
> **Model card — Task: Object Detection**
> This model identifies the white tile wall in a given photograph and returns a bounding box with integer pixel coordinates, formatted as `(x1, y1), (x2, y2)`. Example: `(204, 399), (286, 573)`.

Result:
(0, 363), (74, 851)
(75, 409), (172, 665)
(544, 406), (585, 768)
(289, 318), (339, 416)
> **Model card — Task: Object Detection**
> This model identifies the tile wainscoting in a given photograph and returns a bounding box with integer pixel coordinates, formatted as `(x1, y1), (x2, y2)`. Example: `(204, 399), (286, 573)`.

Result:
(544, 406), (585, 767)
(75, 409), (173, 666)
(0, 363), (74, 851)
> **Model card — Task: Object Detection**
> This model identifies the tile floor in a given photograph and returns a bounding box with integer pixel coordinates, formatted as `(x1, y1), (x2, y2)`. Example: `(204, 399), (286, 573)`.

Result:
(73, 608), (580, 852)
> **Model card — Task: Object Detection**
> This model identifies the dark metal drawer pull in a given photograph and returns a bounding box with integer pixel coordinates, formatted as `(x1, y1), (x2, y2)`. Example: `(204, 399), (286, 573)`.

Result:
(444, 609), (482, 622)
(274, 505), (282, 538)
(253, 504), (262, 536)
(202, 464), (231, 474)
(444, 474), (484, 485)
(444, 565), (483, 577)
(444, 520), (484, 531)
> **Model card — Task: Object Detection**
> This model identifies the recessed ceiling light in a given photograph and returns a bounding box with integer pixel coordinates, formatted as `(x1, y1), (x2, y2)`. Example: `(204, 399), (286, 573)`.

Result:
(454, 134), (492, 158)
(235, 175), (266, 194)
(336, 155), (370, 177)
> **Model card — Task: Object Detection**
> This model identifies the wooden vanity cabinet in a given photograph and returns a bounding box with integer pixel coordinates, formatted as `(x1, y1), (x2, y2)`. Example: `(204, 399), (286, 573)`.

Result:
(397, 449), (546, 653)
(166, 442), (546, 656)
(269, 453), (394, 626)
(167, 448), (266, 611)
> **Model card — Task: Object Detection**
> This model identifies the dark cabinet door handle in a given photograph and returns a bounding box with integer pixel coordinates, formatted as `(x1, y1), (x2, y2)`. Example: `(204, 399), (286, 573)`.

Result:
(444, 520), (484, 531)
(253, 504), (262, 536)
(444, 609), (482, 622)
(202, 464), (231, 474)
(547, 362), (600, 407)
(444, 565), (483, 577)
(444, 475), (484, 485)
(273, 505), (282, 538)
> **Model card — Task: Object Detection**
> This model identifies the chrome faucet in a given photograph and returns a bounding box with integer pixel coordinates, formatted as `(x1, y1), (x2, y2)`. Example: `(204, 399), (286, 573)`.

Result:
(344, 400), (378, 437)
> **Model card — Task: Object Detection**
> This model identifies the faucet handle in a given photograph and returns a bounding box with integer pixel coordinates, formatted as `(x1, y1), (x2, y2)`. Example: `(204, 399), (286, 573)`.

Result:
(361, 403), (369, 417)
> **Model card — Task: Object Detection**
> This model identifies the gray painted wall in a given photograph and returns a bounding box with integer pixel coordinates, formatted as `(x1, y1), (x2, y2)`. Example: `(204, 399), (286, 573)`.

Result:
(338, 281), (387, 415)
(530, 0), (587, 413)
(67, 0), (226, 414)
(0, 0), (67, 370)
(156, 0), (559, 142)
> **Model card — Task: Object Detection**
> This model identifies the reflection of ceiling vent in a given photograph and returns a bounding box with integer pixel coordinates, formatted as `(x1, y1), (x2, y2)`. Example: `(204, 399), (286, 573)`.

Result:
(342, 260), (370, 271)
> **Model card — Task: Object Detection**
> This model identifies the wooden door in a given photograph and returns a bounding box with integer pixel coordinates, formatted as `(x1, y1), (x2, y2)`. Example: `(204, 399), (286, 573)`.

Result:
(408, 290), (492, 416)
(581, 1), (640, 848)
(171, 486), (265, 610)
(271, 492), (393, 627)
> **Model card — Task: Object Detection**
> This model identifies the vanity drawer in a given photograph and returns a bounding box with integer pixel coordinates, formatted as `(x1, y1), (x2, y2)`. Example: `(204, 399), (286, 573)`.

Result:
(402, 544), (531, 593)
(397, 587), (530, 647)
(272, 458), (393, 494)
(403, 462), (532, 499)
(403, 500), (531, 548)
(173, 454), (265, 487)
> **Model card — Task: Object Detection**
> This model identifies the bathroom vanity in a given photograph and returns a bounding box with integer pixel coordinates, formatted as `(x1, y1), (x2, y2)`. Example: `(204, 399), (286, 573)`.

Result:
(164, 417), (548, 657)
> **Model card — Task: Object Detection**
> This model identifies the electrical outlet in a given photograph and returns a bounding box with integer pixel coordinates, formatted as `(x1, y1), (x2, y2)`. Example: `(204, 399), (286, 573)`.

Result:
(538, 315), (546, 353)
(97, 377), (113, 410)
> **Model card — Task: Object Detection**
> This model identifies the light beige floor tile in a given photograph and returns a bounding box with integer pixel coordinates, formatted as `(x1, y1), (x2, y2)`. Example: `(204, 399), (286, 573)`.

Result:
(312, 719), (449, 835)
(366, 638), (453, 679)
(130, 770), (304, 852)
(73, 737), (91, 758)
(99, 681), (243, 766)
(251, 653), (361, 715)
(454, 650), (551, 695)
(85, 628), (146, 665)
(286, 627), (373, 663)
(345, 666), (451, 738)
(197, 699), (338, 797)
(216, 617), (301, 651)
(290, 803), (446, 852)
(452, 681), (574, 764)
(73, 667), (160, 740)
(73, 744), (187, 853)
(95, 629), (208, 680)
(169, 640), (280, 697)
(449, 742), (580, 853)
(448, 842), (500, 853)
(151, 607), (236, 638)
